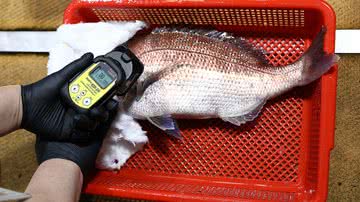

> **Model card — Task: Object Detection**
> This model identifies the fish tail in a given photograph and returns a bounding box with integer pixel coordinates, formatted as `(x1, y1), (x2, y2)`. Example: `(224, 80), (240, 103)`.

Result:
(298, 26), (339, 85)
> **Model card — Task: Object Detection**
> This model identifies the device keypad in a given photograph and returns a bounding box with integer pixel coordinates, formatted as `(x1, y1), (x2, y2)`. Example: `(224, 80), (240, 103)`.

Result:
(70, 83), (93, 107)
(80, 91), (87, 96)
(83, 98), (92, 106)
(71, 84), (79, 93)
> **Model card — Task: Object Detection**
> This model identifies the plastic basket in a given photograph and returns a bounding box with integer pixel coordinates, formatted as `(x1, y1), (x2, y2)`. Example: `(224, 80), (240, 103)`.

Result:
(64, 1), (337, 201)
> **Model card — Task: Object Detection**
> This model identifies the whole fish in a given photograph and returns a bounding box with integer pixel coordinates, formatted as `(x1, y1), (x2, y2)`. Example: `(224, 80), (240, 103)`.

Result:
(124, 27), (338, 138)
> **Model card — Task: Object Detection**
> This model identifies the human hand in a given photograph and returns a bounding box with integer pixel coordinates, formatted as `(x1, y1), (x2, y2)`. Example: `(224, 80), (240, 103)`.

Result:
(35, 109), (116, 175)
(21, 53), (118, 142)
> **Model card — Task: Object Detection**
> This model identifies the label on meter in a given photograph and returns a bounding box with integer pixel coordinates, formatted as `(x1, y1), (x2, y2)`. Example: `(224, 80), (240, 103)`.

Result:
(68, 62), (117, 109)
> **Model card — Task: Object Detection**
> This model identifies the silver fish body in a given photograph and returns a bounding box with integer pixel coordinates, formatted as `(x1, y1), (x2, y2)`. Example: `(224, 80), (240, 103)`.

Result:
(125, 27), (337, 136)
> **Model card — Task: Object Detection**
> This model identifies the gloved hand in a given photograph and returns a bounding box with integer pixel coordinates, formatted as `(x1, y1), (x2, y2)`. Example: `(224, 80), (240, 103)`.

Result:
(21, 53), (118, 142)
(35, 139), (102, 176)
(35, 111), (116, 175)
(35, 105), (117, 175)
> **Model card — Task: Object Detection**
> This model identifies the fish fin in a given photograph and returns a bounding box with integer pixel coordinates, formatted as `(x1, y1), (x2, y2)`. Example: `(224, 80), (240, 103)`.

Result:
(153, 26), (237, 42)
(119, 80), (144, 105)
(137, 64), (189, 97)
(222, 100), (266, 126)
(152, 27), (268, 64)
(121, 85), (137, 110)
(130, 64), (188, 103)
(152, 27), (229, 40)
(232, 37), (269, 65)
(135, 81), (144, 101)
(298, 26), (339, 85)
(147, 116), (182, 139)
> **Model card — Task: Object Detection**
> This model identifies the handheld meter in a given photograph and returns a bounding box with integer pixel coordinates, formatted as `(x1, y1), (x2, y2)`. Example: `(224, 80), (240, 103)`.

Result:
(61, 45), (143, 111)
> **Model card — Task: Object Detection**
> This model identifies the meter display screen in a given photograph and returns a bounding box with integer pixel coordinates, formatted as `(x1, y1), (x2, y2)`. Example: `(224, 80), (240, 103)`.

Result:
(90, 64), (116, 89)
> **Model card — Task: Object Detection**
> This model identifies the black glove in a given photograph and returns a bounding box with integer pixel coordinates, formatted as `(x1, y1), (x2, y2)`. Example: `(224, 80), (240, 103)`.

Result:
(21, 53), (118, 142)
(35, 139), (102, 175)
(35, 108), (117, 175)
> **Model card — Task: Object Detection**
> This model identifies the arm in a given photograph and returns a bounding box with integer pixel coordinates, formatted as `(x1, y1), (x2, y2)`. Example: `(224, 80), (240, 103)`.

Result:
(0, 86), (82, 202)
(24, 159), (83, 202)
(24, 137), (104, 202)
(0, 85), (22, 136)
(0, 85), (86, 202)
(0, 54), (117, 202)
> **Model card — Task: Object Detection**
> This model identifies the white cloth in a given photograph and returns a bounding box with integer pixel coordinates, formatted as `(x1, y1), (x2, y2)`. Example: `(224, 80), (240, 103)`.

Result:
(47, 21), (149, 171)
(96, 111), (148, 170)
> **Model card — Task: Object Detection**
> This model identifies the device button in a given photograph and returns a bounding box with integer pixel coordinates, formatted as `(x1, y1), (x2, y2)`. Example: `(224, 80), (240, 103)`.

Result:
(71, 85), (79, 93)
(83, 98), (92, 106)
(80, 91), (87, 96)
(121, 53), (131, 62)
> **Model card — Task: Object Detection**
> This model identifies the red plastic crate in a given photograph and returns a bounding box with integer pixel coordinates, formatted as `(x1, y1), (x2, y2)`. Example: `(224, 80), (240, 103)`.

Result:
(64, 0), (337, 201)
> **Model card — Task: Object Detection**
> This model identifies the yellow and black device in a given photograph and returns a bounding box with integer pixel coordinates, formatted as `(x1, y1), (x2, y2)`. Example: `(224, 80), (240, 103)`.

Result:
(61, 45), (143, 111)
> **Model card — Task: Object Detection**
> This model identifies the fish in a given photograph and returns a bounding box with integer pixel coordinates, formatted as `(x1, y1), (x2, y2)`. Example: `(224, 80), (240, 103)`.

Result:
(123, 27), (338, 139)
